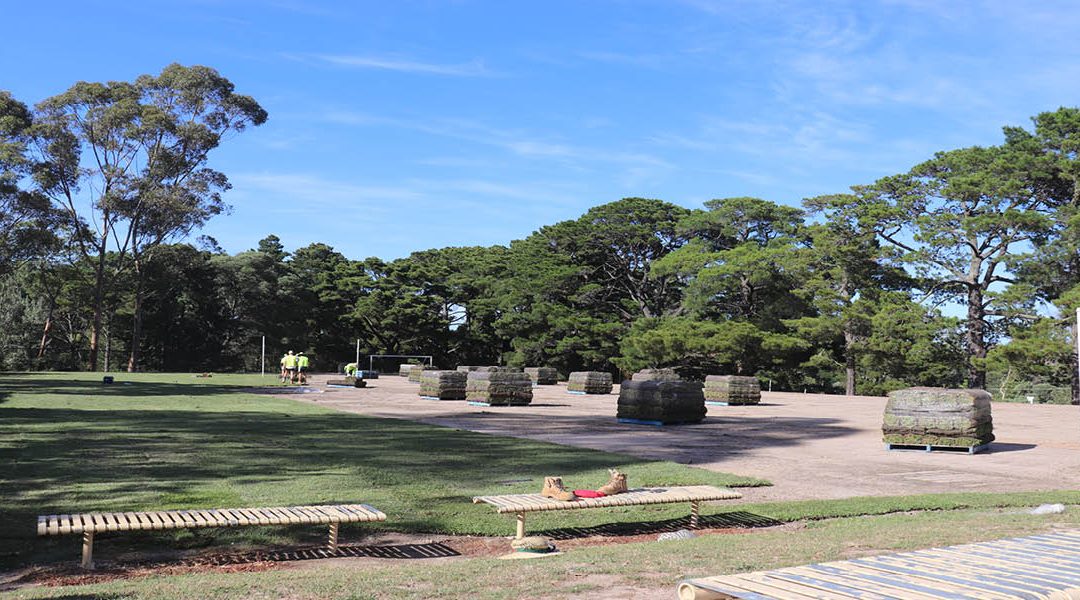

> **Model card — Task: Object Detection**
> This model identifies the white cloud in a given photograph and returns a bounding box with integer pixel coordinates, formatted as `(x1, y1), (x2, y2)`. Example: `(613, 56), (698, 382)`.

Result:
(310, 54), (492, 77)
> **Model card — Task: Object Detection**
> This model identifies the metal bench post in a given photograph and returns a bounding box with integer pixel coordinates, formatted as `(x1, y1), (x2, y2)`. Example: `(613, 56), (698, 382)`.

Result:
(328, 523), (339, 553)
(81, 531), (94, 569)
(690, 501), (700, 529)
(515, 512), (526, 539)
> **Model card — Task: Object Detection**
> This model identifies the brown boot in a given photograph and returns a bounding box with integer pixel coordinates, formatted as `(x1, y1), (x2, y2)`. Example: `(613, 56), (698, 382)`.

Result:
(597, 469), (628, 495)
(540, 476), (576, 501)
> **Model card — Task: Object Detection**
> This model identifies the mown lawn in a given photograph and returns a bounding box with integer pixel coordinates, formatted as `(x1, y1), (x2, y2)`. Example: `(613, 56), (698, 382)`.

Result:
(0, 372), (764, 569)
(6, 372), (1080, 600)
(8, 506), (1080, 599)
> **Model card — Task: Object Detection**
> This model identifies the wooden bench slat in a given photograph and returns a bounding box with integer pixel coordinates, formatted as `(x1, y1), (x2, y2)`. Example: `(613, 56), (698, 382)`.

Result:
(474, 485), (742, 513)
(37, 503), (386, 536)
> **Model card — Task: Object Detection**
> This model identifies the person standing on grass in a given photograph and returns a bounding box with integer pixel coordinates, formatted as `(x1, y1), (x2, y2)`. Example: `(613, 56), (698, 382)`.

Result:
(279, 352), (289, 383)
(297, 352), (310, 384)
(283, 350), (298, 384)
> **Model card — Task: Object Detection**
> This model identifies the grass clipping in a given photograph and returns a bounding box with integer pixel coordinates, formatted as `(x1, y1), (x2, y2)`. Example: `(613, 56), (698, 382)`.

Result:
(704, 375), (761, 405)
(567, 371), (613, 394)
(466, 371), (534, 405)
(524, 366), (558, 385)
(882, 387), (995, 447)
(617, 380), (706, 424)
(419, 370), (468, 400)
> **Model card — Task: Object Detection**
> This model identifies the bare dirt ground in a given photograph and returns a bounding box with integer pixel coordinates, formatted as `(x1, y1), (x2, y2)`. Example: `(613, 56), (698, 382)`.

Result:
(295, 375), (1080, 503)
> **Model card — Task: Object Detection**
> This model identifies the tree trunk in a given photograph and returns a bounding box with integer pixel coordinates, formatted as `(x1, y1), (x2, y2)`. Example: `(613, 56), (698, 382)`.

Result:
(966, 285), (987, 389)
(37, 315), (53, 359)
(843, 328), (857, 396)
(126, 260), (146, 373)
(87, 243), (108, 371)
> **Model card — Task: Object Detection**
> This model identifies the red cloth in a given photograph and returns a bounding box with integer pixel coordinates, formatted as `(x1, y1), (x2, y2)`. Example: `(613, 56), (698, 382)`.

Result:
(574, 489), (606, 498)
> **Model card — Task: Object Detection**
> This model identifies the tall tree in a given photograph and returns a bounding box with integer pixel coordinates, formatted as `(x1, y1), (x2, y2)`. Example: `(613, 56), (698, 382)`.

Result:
(1005, 107), (1080, 401)
(29, 64), (265, 371)
(850, 145), (1052, 388)
(0, 91), (56, 272)
(792, 194), (912, 395)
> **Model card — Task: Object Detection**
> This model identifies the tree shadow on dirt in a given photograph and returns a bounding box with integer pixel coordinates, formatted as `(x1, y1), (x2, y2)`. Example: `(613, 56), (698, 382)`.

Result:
(409, 409), (859, 465)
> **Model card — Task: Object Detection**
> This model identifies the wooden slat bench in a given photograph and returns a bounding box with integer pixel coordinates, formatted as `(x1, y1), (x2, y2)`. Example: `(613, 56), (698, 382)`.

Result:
(473, 485), (741, 539)
(37, 503), (386, 569)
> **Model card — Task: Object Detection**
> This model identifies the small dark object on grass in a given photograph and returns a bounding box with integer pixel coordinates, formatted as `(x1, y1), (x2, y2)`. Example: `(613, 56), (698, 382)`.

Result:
(195, 373), (213, 378)
(102, 376), (114, 384)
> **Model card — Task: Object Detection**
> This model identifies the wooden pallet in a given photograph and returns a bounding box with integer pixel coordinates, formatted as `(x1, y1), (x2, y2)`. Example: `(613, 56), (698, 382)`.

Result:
(885, 442), (990, 454)
(38, 503), (385, 570)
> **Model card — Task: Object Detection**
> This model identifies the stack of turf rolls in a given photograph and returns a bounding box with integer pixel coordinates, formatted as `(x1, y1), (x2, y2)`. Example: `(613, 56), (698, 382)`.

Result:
(326, 376), (367, 388)
(524, 366), (558, 385)
(618, 380), (706, 424)
(882, 387), (994, 448)
(631, 368), (681, 382)
(567, 371), (613, 394)
(419, 370), (467, 400)
(456, 365), (520, 373)
(398, 364), (415, 377)
(466, 371), (534, 406)
(704, 375), (761, 405)
(407, 364), (439, 383)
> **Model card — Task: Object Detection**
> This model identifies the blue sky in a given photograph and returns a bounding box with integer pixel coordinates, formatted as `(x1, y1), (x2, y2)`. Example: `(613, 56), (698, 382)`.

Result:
(4, 0), (1080, 260)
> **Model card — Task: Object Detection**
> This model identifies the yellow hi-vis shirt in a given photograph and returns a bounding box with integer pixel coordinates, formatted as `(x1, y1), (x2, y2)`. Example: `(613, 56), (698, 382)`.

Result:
(297, 355), (310, 368)
(283, 354), (298, 368)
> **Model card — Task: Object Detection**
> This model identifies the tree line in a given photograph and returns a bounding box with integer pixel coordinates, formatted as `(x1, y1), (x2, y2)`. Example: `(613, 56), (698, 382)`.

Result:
(3, 65), (1080, 399)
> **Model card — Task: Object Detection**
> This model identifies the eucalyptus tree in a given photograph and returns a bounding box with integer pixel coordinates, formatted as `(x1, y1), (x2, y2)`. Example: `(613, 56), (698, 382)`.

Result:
(0, 91), (57, 272)
(29, 64), (266, 371)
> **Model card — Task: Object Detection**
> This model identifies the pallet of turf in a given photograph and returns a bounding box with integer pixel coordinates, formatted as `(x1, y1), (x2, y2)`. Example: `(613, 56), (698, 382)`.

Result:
(631, 368), (681, 382)
(617, 380), (706, 425)
(466, 371), (533, 406)
(327, 377), (367, 388)
(704, 375), (761, 406)
(567, 371), (613, 394)
(419, 370), (467, 400)
(882, 387), (994, 452)
(524, 366), (558, 385)
(457, 365), (520, 373)
(398, 364), (416, 377)
(407, 364), (439, 383)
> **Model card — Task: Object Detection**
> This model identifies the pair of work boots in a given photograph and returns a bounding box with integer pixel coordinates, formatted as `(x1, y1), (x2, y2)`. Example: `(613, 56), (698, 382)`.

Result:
(540, 469), (628, 502)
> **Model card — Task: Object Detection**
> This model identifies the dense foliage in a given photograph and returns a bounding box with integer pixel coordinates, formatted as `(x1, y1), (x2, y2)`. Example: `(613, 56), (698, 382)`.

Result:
(3, 68), (1080, 399)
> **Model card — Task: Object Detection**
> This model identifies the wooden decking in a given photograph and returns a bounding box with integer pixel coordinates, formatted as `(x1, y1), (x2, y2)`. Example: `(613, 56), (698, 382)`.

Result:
(678, 530), (1080, 599)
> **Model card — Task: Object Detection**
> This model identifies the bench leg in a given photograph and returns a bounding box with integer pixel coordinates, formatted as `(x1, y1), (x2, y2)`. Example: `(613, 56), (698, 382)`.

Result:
(81, 531), (94, 570)
(327, 523), (339, 554)
(689, 501), (700, 529)
(515, 512), (526, 539)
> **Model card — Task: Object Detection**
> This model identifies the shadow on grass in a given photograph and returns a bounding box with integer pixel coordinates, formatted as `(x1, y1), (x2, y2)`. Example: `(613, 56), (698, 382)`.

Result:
(0, 375), (250, 399)
(1, 402), (727, 567)
(172, 541), (460, 566)
(537, 511), (783, 540)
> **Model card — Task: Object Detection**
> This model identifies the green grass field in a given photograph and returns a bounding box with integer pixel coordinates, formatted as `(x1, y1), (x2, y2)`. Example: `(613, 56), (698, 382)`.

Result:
(0, 372), (763, 570)
(4, 372), (1080, 599)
